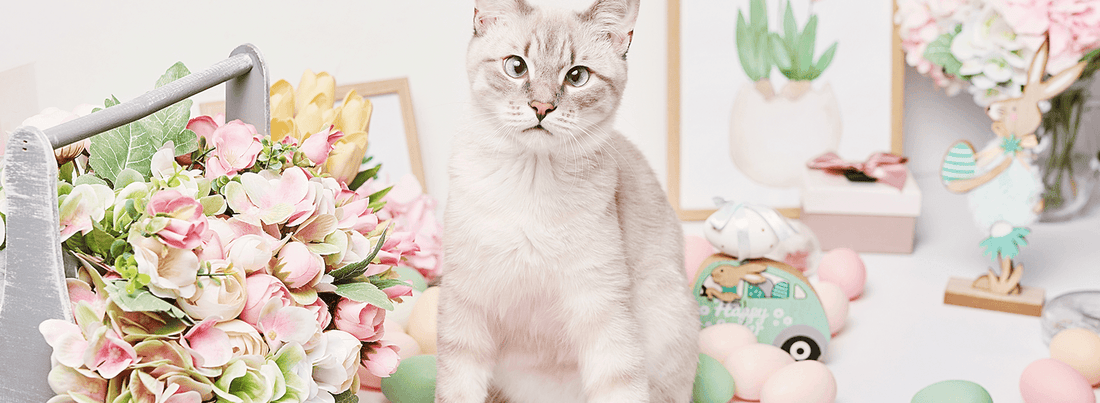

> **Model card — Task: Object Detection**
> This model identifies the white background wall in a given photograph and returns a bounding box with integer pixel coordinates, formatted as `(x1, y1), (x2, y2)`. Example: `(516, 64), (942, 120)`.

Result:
(1, 0), (1095, 214)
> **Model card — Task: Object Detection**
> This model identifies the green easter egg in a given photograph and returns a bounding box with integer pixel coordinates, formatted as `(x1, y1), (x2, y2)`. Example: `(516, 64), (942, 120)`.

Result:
(942, 143), (977, 183)
(393, 266), (428, 292)
(911, 380), (992, 403)
(693, 353), (736, 403)
(381, 355), (437, 403)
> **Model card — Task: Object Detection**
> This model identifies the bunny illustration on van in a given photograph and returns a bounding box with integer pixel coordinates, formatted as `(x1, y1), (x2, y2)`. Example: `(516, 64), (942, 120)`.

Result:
(940, 37), (1087, 312)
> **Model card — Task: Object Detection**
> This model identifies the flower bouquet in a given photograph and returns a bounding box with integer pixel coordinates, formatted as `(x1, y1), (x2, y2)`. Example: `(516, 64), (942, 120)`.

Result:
(896, 0), (1100, 216)
(11, 63), (436, 403)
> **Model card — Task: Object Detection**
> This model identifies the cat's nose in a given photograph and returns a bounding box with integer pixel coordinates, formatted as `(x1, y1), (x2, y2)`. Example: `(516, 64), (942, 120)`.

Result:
(529, 101), (556, 121)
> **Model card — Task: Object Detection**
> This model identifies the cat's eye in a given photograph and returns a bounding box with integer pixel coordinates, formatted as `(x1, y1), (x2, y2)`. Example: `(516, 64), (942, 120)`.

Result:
(503, 56), (527, 78)
(565, 66), (590, 87)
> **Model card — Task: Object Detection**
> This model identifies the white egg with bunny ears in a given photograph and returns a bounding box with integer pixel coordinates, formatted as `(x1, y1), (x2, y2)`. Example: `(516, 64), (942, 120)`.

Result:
(704, 198), (798, 260)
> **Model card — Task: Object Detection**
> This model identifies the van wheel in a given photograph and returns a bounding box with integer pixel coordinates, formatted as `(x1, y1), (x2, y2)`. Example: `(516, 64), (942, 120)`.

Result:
(781, 336), (821, 361)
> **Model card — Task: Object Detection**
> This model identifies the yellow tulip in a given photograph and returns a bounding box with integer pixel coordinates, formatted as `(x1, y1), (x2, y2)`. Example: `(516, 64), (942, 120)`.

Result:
(270, 118), (297, 143)
(295, 70), (335, 114)
(269, 80), (295, 121)
(334, 90), (373, 135)
(295, 94), (330, 141)
(323, 131), (370, 185)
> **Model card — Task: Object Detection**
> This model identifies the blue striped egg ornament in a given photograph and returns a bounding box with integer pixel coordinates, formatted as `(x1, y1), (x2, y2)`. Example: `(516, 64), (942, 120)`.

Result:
(941, 142), (977, 184)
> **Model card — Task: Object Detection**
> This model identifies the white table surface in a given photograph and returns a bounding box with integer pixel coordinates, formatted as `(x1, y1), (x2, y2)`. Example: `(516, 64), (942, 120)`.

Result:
(682, 172), (1100, 403)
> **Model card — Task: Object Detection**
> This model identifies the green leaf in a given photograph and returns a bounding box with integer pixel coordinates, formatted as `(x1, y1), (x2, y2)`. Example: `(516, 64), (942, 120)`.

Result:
(348, 163), (381, 191)
(105, 281), (191, 321)
(769, 33), (792, 72)
(199, 195), (226, 216)
(333, 389), (359, 403)
(811, 42), (838, 80)
(783, 1), (797, 48)
(73, 173), (108, 187)
(333, 282), (394, 310)
(110, 239), (128, 259)
(368, 186), (393, 204)
(85, 227), (116, 256)
(749, 0), (767, 33)
(370, 277), (411, 290)
(796, 15), (818, 79)
(59, 161), (75, 184)
(155, 62), (191, 88)
(329, 230), (388, 283)
(114, 168), (145, 190)
(924, 30), (963, 77)
(736, 11), (757, 80)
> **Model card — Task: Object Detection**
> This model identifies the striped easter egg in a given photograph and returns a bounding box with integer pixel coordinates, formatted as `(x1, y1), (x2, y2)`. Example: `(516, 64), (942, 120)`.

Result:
(941, 142), (977, 183)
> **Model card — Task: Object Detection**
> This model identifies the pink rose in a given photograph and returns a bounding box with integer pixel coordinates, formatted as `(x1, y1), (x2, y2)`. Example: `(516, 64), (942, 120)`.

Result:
(203, 119), (263, 179)
(362, 341), (401, 378)
(333, 298), (385, 342)
(273, 242), (324, 289)
(147, 189), (208, 250)
(304, 298), (333, 330)
(299, 125), (345, 166)
(240, 274), (293, 325)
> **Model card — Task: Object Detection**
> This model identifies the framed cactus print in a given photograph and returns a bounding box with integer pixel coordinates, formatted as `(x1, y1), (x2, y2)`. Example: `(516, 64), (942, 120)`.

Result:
(667, 0), (905, 220)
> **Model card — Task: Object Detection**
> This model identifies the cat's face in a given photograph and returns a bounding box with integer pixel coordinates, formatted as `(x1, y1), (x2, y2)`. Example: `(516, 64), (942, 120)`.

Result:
(467, 0), (638, 152)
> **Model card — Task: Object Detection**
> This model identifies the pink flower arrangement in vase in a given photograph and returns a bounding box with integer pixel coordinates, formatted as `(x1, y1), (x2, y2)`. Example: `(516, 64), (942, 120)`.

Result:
(12, 63), (434, 403)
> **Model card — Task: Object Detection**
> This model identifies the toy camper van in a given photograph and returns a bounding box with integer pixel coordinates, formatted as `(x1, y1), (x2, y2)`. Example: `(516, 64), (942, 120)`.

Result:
(693, 254), (831, 361)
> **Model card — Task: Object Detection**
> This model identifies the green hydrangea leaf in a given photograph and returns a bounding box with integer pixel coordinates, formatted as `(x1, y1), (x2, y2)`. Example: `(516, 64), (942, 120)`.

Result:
(334, 282), (394, 310)
(924, 29), (963, 77)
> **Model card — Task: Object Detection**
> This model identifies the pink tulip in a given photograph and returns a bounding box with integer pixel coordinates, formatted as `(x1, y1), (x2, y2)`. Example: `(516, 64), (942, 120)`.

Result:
(84, 327), (137, 378)
(240, 274), (293, 325)
(147, 190), (208, 250)
(362, 341), (401, 377)
(299, 125), (345, 166)
(273, 242), (324, 289)
(181, 317), (232, 368)
(333, 298), (385, 342)
(203, 120), (263, 179)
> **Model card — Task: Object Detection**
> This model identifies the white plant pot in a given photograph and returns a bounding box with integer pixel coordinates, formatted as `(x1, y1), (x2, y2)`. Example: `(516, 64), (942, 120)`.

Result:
(729, 82), (843, 188)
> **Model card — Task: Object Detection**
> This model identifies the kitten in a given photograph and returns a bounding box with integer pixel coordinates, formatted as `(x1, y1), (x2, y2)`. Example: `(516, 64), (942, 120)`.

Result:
(437, 0), (699, 402)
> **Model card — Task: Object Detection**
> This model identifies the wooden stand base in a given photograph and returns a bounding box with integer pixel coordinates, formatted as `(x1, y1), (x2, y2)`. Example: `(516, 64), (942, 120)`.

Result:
(943, 277), (1045, 317)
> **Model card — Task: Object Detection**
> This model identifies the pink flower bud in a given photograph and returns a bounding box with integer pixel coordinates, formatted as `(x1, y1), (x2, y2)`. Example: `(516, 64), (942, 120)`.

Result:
(333, 298), (385, 342)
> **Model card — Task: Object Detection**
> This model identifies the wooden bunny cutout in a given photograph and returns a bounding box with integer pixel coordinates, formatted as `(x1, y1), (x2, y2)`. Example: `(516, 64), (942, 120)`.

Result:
(940, 37), (1087, 313)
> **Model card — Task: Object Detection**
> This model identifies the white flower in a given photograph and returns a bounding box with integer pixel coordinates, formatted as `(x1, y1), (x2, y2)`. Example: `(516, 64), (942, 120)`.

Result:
(213, 320), (269, 358)
(151, 144), (205, 199)
(130, 234), (199, 299)
(59, 184), (115, 241)
(177, 259), (246, 321)
(305, 330), (362, 395)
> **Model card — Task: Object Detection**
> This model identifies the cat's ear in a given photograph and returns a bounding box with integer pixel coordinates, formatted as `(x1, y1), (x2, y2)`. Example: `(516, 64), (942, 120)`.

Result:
(583, 0), (640, 56)
(474, 0), (532, 36)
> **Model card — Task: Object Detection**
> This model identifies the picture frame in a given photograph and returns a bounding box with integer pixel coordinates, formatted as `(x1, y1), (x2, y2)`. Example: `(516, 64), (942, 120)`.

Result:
(667, 0), (905, 221)
(200, 77), (427, 192)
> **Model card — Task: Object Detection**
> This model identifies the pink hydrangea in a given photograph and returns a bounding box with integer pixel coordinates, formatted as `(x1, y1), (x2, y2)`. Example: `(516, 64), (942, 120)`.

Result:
(189, 118), (263, 179)
(146, 189), (208, 250)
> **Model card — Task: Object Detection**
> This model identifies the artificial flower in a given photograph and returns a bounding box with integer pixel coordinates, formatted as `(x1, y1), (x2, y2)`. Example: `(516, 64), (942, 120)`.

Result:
(130, 234), (200, 299)
(58, 183), (114, 241)
(203, 120), (263, 179)
(298, 125), (345, 166)
(225, 234), (277, 274)
(47, 365), (108, 403)
(273, 241), (325, 290)
(333, 298), (385, 342)
(306, 330), (362, 396)
(181, 317), (232, 369)
(240, 273), (293, 325)
(255, 298), (319, 351)
(84, 326), (138, 379)
(322, 132), (370, 186)
(145, 189), (208, 250)
(177, 259), (247, 321)
(362, 341), (401, 378)
(224, 167), (316, 226)
(213, 320), (269, 358)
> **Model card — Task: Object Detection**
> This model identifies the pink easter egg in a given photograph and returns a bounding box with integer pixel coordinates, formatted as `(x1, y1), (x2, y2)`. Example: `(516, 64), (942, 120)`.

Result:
(358, 363), (383, 390)
(814, 281), (848, 336)
(383, 330), (423, 359)
(724, 344), (795, 401)
(699, 323), (759, 363)
(686, 235), (716, 283)
(1020, 358), (1096, 403)
(760, 360), (837, 403)
(818, 248), (866, 300)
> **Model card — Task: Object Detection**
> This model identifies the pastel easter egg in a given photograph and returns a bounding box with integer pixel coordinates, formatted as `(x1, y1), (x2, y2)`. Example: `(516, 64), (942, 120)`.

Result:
(693, 353), (737, 403)
(358, 362), (384, 390)
(814, 281), (848, 335)
(385, 330), (423, 359)
(724, 343), (795, 401)
(760, 360), (836, 403)
(817, 248), (865, 300)
(383, 316), (404, 335)
(393, 266), (429, 292)
(356, 388), (389, 403)
(700, 323), (758, 364)
(381, 355), (437, 403)
(942, 142), (977, 185)
(406, 286), (440, 354)
(911, 380), (992, 403)
(390, 290), (422, 328)
(686, 235), (717, 283)
(1049, 328), (1100, 385)
(1020, 358), (1096, 403)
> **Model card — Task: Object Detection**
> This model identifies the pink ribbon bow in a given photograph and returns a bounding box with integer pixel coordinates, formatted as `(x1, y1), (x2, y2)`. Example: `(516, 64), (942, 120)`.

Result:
(807, 152), (909, 190)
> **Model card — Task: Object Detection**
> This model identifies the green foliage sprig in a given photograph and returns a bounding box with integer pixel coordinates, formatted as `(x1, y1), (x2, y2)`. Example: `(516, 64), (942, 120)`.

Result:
(736, 0), (838, 82)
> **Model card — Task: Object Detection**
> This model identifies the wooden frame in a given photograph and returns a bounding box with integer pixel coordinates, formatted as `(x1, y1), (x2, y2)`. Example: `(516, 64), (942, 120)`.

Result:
(667, 0), (906, 221)
(200, 77), (427, 192)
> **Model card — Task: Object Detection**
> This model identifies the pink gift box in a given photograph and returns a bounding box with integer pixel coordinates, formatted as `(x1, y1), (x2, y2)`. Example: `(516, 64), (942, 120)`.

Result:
(800, 167), (922, 254)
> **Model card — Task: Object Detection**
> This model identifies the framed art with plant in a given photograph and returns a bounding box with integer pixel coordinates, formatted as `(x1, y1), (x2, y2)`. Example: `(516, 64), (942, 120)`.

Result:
(668, 0), (905, 220)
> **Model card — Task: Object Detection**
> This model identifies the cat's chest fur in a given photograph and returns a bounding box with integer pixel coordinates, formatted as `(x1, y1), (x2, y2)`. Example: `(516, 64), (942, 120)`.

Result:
(444, 137), (627, 327)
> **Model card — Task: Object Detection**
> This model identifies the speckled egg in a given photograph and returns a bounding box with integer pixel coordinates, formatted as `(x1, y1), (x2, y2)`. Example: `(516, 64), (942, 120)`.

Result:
(1020, 358), (1096, 403)
(381, 355), (437, 403)
(1050, 328), (1100, 385)
(817, 248), (865, 300)
(911, 380), (992, 403)
(813, 281), (848, 335)
(760, 360), (836, 403)
(393, 266), (429, 292)
(406, 286), (440, 354)
(700, 323), (759, 363)
(724, 343), (795, 401)
(693, 353), (736, 403)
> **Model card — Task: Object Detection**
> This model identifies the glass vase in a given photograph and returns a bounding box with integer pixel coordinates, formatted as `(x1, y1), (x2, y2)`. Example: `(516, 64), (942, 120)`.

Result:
(1037, 78), (1100, 222)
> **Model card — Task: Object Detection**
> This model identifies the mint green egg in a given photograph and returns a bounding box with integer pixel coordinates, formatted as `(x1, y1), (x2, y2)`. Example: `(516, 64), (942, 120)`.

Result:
(393, 266), (428, 292)
(911, 380), (993, 403)
(693, 353), (736, 403)
(381, 355), (436, 403)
